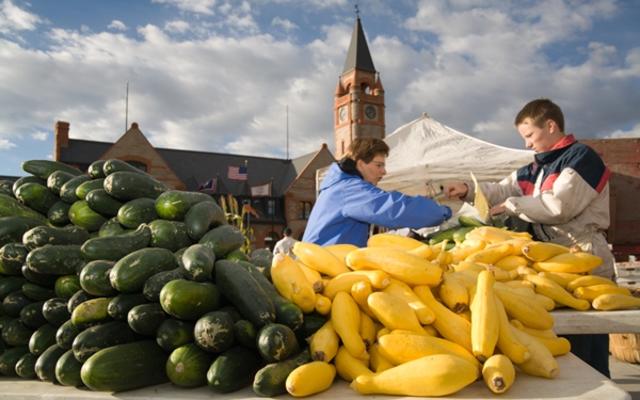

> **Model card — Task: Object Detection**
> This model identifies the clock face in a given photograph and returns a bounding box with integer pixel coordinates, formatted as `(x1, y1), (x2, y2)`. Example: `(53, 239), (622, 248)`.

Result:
(364, 105), (377, 120)
(338, 106), (348, 123)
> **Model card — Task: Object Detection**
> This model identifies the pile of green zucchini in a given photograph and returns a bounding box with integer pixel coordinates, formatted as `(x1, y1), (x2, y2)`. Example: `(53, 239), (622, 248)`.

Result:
(0, 159), (323, 394)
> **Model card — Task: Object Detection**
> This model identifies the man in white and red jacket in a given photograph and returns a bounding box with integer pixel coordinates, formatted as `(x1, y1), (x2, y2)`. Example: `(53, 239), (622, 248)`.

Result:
(446, 98), (614, 377)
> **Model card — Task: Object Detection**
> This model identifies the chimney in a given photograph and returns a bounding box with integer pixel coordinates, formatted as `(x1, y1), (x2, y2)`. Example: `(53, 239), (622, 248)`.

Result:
(53, 121), (70, 161)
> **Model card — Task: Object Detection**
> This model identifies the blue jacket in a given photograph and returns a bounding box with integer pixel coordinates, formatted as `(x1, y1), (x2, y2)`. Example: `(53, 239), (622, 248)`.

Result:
(302, 162), (452, 247)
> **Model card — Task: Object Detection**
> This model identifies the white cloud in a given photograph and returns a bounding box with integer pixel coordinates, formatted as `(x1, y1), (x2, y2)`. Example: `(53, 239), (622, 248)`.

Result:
(0, 138), (16, 149)
(108, 20), (127, 31)
(605, 123), (640, 139)
(164, 20), (190, 33)
(0, 0), (41, 34)
(31, 131), (48, 141)
(271, 17), (297, 32)
(152, 0), (216, 15)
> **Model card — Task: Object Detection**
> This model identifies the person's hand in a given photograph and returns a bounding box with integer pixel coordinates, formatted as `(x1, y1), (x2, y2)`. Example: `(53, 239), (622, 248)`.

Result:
(490, 203), (507, 216)
(444, 182), (468, 200)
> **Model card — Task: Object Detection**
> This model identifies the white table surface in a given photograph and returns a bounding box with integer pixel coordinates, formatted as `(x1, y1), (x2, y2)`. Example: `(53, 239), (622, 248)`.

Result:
(0, 353), (630, 400)
(551, 309), (640, 334)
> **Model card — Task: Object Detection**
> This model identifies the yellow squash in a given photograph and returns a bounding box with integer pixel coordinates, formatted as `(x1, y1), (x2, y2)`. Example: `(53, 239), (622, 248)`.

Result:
(367, 291), (423, 333)
(293, 241), (349, 277)
(350, 354), (479, 397)
(286, 361), (335, 397)
(331, 291), (368, 360)
(346, 247), (442, 286)
(470, 270), (499, 361)
(310, 320), (339, 362)
(382, 279), (435, 324)
(334, 346), (373, 382)
(482, 354), (515, 394)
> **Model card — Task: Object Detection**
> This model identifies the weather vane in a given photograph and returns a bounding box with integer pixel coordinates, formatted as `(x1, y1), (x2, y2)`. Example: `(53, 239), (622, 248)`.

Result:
(355, 1), (359, 17)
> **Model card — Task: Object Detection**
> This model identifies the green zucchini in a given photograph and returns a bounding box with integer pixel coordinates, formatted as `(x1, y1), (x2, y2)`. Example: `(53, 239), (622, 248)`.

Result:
(166, 343), (214, 387)
(155, 319), (194, 352)
(22, 282), (56, 301)
(0, 214), (45, 244)
(459, 215), (487, 227)
(88, 160), (106, 178)
(234, 319), (257, 349)
(0, 276), (26, 299)
(97, 217), (128, 237)
(2, 318), (34, 346)
(159, 279), (220, 320)
(21, 264), (58, 287)
(452, 226), (475, 244)
(0, 242), (29, 275)
(26, 244), (85, 275)
(66, 290), (93, 314)
(104, 171), (168, 201)
(102, 159), (146, 176)
(185, 200), (226, 241)
(199, 224), (245, 257)
(12, 176), (46, 196)
(427, 225), (462, 245)
(155, 190), (214, 221)
(0, 194), (46, 223)
(214, 260), (275, 327)
(15, 182), (58, 214)
(142, 267), (184, 302)
(117, 197), (157, 228)
(226, 248), (249, 262)
(55, 349), (83, 386)
(107, 293), (148, 320)
(80, 340), (169, 391)
(127, 303), (166, 336)
(2, 291), (32, 317)
(79, 260), (116, 296)
(47, 200), (71, 225)
(85, 188), (123, 216)
(0, 346), (30, 376)
(0, 179), (13, 196)
(21, 160), (82, 180)
(193, 310), (235, 353)
(72, 321), (138, 362)
(257, 323), (299, 363)
(35, 343), (66, 382)
(70, 297), (111, 327)
(148, 219), (191, 251)
(68, 200), (107, 232)
(19, 300), (47, 328)
(109, 247), (177, 293)
(47, 170), (76, 194)
(236, 260), (304, 330)
(22, 225), (89, 249)
(28, 323), (57, 355)
(208, 346), (263, 393)
(82, 224), (150, 262)
(59, 175), (90, 203)
(15, 352), (38, 379)
(42, 297), (71, 327)
(182, 244), (215, 282)
(75, 178), (104, 200)
(54, 275), (82, 299)
(252, 349), (311, 397)
(56, 319), (80, 350)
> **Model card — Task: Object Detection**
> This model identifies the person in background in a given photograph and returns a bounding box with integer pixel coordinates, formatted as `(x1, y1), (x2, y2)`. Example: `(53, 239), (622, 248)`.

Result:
(273, 227), (296, 257)
(444, 98), (614, 377)
(303, 137), (452, 247)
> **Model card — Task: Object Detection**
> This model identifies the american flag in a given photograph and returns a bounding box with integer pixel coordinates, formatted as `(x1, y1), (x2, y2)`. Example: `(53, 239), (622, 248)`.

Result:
(228, 165), (248, 180)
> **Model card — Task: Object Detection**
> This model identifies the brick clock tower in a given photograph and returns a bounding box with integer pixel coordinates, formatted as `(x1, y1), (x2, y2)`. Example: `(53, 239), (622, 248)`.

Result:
(334, 16), (385, 160)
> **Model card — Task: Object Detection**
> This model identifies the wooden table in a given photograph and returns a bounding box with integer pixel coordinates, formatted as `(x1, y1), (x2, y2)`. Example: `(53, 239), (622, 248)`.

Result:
(0, 353), (630, 400)
(551, 310), (640, 334)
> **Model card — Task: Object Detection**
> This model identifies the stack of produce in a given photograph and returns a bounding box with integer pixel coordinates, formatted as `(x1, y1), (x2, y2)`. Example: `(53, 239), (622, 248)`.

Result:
(0, 159), (321, 395)
(268, 224), (640, 397)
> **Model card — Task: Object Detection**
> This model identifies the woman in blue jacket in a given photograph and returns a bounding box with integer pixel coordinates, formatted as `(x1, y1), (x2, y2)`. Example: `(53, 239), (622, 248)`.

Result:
(302, 138), (452, 247)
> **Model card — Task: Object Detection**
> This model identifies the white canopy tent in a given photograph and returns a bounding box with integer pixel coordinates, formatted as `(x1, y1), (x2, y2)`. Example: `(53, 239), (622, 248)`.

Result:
(379, 114), (535, 196)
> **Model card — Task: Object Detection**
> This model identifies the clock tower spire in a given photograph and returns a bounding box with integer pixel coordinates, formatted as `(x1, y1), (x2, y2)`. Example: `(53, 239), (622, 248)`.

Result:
(334, 13), (385, 160)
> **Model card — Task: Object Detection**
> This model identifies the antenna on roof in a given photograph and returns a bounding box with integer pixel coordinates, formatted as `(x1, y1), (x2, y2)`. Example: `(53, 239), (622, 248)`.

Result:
(125, 81), (129, 132)
(286, 104), (290, 160)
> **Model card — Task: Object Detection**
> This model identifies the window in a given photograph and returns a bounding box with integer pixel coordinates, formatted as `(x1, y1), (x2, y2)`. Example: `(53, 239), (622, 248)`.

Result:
(301, 201), (313, 219)
(267, 199), (275, 216)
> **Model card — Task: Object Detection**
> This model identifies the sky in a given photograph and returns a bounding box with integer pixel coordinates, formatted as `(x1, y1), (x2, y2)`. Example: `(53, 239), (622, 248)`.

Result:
(1, 0), (639, 177)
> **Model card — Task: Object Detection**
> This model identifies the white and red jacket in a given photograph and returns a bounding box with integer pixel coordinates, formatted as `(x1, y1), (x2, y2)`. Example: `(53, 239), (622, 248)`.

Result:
(465, 135), (614, 277)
